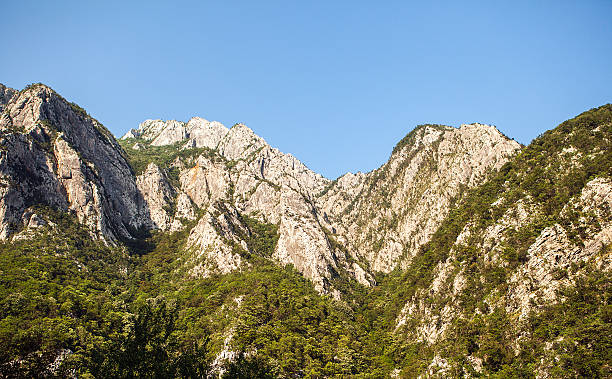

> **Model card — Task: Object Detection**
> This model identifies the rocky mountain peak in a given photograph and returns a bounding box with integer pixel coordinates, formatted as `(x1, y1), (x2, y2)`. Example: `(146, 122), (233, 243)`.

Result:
(217, 123), (267, 161)
(122, 119), (169, 140)
(0, 83), (150, 242)
(122, 116), (232, 150)
(319, 121), (521, 273)
(185, 117), (229, 149)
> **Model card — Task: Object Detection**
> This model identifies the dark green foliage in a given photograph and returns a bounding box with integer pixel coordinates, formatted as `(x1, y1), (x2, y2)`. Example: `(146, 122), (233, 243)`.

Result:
(243, 215), (279, 258)
(118, 139), (223, 186)
(0, 210), (209, 377)
(84, 300), (211, 379)
(221, 353), (274, 379)
(0, 210), (129, 376)
(391, 124), (449, 156)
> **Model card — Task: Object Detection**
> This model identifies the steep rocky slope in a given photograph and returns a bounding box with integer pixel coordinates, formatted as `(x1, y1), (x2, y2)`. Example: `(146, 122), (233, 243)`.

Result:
(0, 83), (151, 242)
(122, 119), (355, 293)
(383, 104), (612, 376)
(121, 118), (519, 293)
(0, 84), (16, 112)
(0, 81), (610, 377)
(318, 123), (521, 273)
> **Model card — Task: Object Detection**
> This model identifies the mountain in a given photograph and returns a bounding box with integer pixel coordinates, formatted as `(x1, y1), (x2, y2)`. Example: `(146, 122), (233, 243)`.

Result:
(0, 84), (151, 242)
(118, 118), (519, 294)
(384, 104), (612, 376)
(318, 123), (521, 273)
(0, 82), (609, 377)
(121, 118), (351, 293)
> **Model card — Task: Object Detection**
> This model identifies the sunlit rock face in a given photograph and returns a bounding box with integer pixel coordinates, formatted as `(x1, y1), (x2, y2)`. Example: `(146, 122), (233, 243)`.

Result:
(0, 82), (521, 294)
(318, 123), (521, 273)
(0, 84), (151, 242)
(124, 116), (519, 293)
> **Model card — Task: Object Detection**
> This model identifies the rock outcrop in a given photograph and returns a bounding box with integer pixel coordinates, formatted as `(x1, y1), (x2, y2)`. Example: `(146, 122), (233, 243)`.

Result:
(390, 105), (612, 375)
(123, 117), (352, 292)
(0, 83), (16, 112)
(136, 163), (175, 230)
(0, 83), (151, 242)
(119, 116), (522, 292)
(318, 123), (521, 272)
(122, 117), (229, 149)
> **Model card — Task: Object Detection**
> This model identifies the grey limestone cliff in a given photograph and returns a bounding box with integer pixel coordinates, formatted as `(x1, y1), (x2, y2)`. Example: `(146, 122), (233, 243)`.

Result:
(123, 118), (520, 293)
(0, 83), (151, 242)
(318, 123), (521, 273)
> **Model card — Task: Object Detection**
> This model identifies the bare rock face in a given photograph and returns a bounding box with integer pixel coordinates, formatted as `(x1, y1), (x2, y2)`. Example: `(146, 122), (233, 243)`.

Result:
(121, 119), (170, 141)
(180, 155), (230, 208)
(125, 115), (366, 292)
(122, 117), (229, 149)
(0, 84), (150, 241)
(185, 117), (228, 149)
(186, 203), (247, 277)
(150, 120), (188, 146)
(217, 123), (266, 161)
(0, 83), (17, 112)
(54, 136), (105, 233)
(319, 123), (521, 273)
(136, 163), (175, 230)
(124, 116), (520, 293)
(170, 192), (196, 231)
(274, 187), (336, 293)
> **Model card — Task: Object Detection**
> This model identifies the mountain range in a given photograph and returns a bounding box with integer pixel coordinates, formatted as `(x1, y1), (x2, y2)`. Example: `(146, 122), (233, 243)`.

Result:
(0, 82), (609, 378)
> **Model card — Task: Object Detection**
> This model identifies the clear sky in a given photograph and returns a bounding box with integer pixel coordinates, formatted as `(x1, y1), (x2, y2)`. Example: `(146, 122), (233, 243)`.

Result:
(2, 1), (611, 179)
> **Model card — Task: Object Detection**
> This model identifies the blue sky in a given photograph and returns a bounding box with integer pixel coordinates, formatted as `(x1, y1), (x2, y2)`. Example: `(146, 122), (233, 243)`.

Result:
(1, 1), (611, 178)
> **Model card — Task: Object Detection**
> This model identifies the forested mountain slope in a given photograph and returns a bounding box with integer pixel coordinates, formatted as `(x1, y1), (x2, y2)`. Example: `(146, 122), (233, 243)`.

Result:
(0, 82), (609, 377)
(375, 104), (612, 377)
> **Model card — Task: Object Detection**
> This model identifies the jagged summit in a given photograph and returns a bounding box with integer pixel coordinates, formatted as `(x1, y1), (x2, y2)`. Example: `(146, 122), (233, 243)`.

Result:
(115, 107), (523, 285)
(0, 82), (526, 293)
(122, 117), (230, 150)
(391, 122), (515, 158)
(122, 116), (328, 191)
(318, 121), (521, 272)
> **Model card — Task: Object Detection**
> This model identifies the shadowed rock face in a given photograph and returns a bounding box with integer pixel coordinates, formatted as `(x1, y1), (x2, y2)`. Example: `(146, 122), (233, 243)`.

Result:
(0, 84), (151, 241)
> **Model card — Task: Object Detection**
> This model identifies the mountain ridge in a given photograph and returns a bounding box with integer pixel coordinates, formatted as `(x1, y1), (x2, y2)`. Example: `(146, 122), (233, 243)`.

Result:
(0, 83), (523, 293)
(0, 82), (609, 377)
